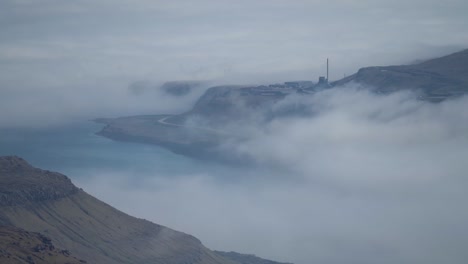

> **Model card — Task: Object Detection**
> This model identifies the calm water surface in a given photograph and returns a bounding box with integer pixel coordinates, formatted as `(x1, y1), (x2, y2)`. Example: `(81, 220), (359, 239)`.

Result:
(0, 120), (220, 181)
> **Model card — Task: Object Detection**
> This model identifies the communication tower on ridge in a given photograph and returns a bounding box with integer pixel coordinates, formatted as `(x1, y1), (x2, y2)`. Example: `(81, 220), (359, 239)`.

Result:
(316, 58), (330, 87)
(327, 58), (329, 83)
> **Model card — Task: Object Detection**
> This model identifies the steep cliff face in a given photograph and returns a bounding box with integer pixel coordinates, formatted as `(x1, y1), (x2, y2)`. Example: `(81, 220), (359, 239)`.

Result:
(0, 156), (236, 264)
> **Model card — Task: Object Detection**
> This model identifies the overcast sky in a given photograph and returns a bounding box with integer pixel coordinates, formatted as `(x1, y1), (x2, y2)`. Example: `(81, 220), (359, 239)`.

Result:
(1, 0), (467, 83)
(1, 0), (468, 127)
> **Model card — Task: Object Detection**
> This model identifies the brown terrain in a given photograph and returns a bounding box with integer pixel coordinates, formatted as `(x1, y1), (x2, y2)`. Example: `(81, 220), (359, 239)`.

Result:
(0, 156), (236, 264)
(0, 156), (290, 264)
(0, 226), (86, 264)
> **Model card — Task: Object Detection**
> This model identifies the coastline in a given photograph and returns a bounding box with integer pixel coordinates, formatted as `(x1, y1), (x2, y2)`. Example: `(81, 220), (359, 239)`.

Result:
(93, 115), (247, 164)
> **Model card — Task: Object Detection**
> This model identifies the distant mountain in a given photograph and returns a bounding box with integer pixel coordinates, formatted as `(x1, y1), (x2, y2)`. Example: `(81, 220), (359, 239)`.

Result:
(332, 49), (468, 99)
(96, 82), (292, 162)
(128, 80), (209, 96)
(0, 156), (237, 264)
(176, 49), (468, 122)
(164, 83), (297, 128)
(96, 49), (468, 161)
(162, 81), (209, 96)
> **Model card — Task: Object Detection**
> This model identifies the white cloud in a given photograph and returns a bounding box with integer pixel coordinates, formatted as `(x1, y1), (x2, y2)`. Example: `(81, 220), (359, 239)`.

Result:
(77, 88), (468, 264)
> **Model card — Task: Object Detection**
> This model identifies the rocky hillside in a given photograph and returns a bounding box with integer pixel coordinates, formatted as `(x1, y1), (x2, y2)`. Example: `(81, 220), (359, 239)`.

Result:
(332, 49), (468, 99)
(0, 226), (86, 264)
(0, 156), (78, 206)
(0, 156), (238, 264)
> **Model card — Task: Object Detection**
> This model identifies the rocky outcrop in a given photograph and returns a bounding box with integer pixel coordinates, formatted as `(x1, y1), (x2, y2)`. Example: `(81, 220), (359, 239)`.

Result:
(0, 226), (86, 264)
(0, 156), (78, 206)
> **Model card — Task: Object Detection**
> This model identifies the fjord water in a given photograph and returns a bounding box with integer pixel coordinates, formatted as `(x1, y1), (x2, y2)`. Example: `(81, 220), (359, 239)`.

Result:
(0, 120), (220, 180)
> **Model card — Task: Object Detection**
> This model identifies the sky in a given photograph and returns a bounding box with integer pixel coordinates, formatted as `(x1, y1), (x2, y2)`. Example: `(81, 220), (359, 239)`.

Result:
(2, 1), (468, 264)
(1, 0), (468, 127)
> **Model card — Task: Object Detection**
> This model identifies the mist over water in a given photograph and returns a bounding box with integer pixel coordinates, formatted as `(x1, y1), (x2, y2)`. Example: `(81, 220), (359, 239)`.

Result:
(2, 87), (468, 264)
(0, 121), (227, 178)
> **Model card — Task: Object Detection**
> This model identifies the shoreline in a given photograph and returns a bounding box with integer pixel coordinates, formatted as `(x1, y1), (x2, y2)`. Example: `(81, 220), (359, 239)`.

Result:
(94, 116), (250, 165)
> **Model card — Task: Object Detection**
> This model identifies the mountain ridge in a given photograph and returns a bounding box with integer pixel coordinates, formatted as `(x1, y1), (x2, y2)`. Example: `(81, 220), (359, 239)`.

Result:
(0, 156), (290, 264)
(0, 156), (235, 264)
(332, 48), (468, 99)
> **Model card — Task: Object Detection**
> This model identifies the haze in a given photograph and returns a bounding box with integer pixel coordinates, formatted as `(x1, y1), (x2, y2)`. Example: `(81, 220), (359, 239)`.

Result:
(1, 1), (468, 264)
(73, 87), (468, 264)
(1, 0), (468, 127)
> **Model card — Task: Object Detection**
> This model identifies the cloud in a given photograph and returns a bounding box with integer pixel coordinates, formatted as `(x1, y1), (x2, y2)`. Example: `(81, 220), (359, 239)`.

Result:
(231, 87), (468, 185)
(76, 87), (468, 264)
(1, 0), (468, 262)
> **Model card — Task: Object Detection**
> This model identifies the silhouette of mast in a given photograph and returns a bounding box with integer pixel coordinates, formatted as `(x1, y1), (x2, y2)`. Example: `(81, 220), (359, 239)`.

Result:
(327, 58), (329, 82)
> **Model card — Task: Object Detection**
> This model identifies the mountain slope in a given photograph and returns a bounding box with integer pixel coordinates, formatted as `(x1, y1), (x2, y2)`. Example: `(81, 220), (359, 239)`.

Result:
(332, 48), (468, 99)
(0, 226), (86, 264)
(417, 49), (468, 83)
(0, 156), (236, 264)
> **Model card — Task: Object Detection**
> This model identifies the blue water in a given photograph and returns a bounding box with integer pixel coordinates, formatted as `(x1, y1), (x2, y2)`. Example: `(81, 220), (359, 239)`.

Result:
(0, 121), (218, 180)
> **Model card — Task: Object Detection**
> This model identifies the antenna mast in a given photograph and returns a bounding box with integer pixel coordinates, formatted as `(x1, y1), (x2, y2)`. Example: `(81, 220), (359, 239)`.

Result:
(327, 58), (329, 82)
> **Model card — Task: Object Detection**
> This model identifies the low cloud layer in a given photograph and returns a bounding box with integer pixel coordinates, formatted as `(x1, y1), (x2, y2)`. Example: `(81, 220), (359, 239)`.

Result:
(77, 87), (468, 264)
(0, 79), (212, 128)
